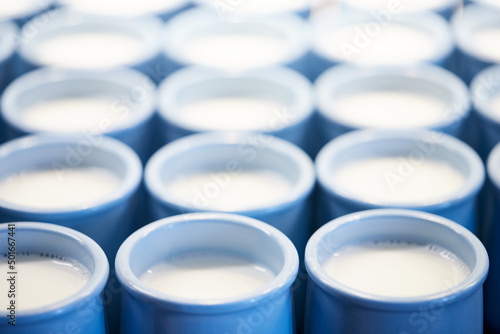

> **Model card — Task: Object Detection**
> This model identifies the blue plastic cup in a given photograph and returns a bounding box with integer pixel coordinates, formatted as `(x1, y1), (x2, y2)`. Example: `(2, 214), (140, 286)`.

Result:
(315, 129), (485, 232)
(0, 222), (109, 334)
(315, 64), (470, 151)
(16, 9), (165, 83)
(471, 65), (500, 159)
(339, 0), (461, 19)
(305, 209), (488, 334)
(309, 9), (454, 81)
(452, 4), (500, 84)
(1, 67), (157, 162)
(116, 212), (299, 334)
(160, 7), (311, 78)
(157, 66), (314, 155)
(61, 0), (191, 21)
(0, 135), (142, 261)
(0, 20), (18, 145)
(0, 0), (54, 26)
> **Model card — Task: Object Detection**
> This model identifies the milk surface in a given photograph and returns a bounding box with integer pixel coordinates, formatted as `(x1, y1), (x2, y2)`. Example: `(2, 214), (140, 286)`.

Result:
(180, 97), (288, 131)
(0, 254), (91, 310)
(184, 34), (287, 72)
(342, 0), (450, 12)
(36, 32), (142, 69)
(166, 170), (293, 211)
(333, 90), (448, 128)
(66, 0), (185, 16)
(140, 253), (275, 300)
(474, 27), (500, 62)
(0, 167), (121, 209)
(323, 241), (470, 297)
(321, 23), (435, 65)
(0, 0), (39, 19)
(21, 96), (130, 133)
(332, 157), (465, 204)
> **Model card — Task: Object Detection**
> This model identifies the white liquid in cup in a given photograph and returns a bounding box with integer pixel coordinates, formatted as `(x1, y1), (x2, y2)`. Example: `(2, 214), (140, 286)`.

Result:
(66, 0), (185, 16)
(140, 253), (276, 300)
(166, 170), (293, 211)
(21, 96), (131, 133)
(332, 157), (465, 204)
(492, 94), (500, 116)
(333, 90), (448, 128)
(0, 0), (40, 19)
(320, 23), (435, 65)
(474, 27), (500, 62)
(184, 34), (287, 72)
(0, 254), (91, 310)
(322, 240), (470, 297)
(342, 0), (450, 12)
(180, 97), (289, 131)
(0, 167), (121, 209)
(35, 32), (142, 69)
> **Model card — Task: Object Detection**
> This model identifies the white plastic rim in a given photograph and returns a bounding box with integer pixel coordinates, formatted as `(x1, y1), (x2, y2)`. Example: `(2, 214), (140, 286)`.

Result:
(157, 66), (314, 133)
(472, 0), (500, 11)
(62, 0), (189, 18)
(452, 4), (500, 64)
(315, 64), (469, 130)
(192, 0), (311, 17)
(19, 9), (162, 70)
(340, 0), (460, 14)
(312, 9), (454, 66)
(471, 65), (500, 124)
(0, 0), (53, 21)
(161, 7), (309, 71)
(0, 21), (17, 64)
(1, 67), (156, 135)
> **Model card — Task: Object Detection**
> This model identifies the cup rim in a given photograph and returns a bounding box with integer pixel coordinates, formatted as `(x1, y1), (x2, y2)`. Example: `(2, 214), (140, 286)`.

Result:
(487, 141), (500, 189)
(0, 222), (109, 321)
(315, 129), (485, 209)
(0, 135), (142, 216)
(305, 209), (489, 309)
(312, 9), (454, 66)
(145, 132), (315, 215)
(471, 65), (500, 123)
(161, 7), (310, 71)
(19, 9), (163, 69)
(192, 0), (311, 17)
(0, 0), (54, 21)
(0, 20), (17, 64)
(115, 212), (299, 313)
(62, 0), (189, 19)
(452, 4), (500, 64)
(339, 0), (460, 13)
(315, 64), (470, 130)
(473, 0), (500, 11)
(1, 67), (156, 136)
(157, 65), (315, 133)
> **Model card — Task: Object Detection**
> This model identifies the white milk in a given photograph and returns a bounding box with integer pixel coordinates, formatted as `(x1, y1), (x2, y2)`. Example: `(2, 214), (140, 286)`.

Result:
(474, 27), (500, 62)
(0, 167), (121, 209)
(166, 170), (293, 211)
(21, 96), (130, 133)
(492, 94), (500, 116)
(0, 0), (39, 19)
(342, 0), (449, 12)
(36, 32), (142, 69)
(140, 253), (275, 300)
(0, 254), (91, 310)
(322, 241), (470, 297)
(333, 90), (448, 128)
(320, 23), (435, 65)
(180, 97), (288, 131)
(332, 157), (465, 204)
(197, 0), (308, 15)
(66, 0), (185, 16)
(184, 34), (287, 72)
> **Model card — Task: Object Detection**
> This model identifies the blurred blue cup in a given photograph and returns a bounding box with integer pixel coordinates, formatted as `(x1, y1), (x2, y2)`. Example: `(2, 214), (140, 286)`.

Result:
(305, 209), (488, 334)
(115, 212), (299, 334)
(0, 0), (54, 26)
(315, 129), (484, 232)
(157, 66), (315, 155)
(0, 222), (109, 334)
